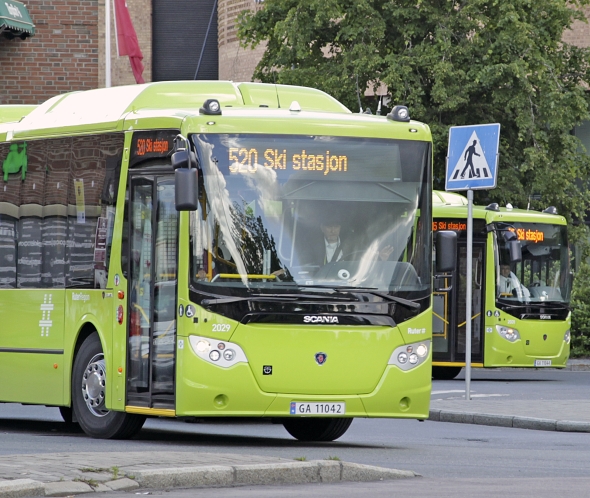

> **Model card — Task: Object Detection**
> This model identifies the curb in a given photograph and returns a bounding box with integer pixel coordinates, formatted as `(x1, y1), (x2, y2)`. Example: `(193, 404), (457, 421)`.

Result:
(131, 461), (418, 489)
(429, 409), (590, 433)
(0, 461), (418, 497)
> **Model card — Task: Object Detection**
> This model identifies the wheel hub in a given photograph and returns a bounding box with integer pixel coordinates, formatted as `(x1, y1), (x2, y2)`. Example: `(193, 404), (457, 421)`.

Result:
(82, 353), (108, 417)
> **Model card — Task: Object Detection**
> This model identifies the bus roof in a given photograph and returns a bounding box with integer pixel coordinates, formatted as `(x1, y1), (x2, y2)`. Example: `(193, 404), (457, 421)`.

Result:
(0, 81), (431, 142)
(0, 105), (37, 123)
(2, 81), (350, 139)
(433, 191), (567, 225)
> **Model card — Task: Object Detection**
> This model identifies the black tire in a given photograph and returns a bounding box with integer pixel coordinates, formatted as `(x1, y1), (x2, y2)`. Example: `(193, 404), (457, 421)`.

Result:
(432, 366), (462, 380)
(283, 418), (353, 441)
(72, 333), (146, 439)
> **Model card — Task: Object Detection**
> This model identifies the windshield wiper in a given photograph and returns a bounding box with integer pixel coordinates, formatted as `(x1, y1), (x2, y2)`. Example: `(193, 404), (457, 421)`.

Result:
(200, 292), (350, 306)
(298, 285), (421, 310)
(498, 301), (570, 311)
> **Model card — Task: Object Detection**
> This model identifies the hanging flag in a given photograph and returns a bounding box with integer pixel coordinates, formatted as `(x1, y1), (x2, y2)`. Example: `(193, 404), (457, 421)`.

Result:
(113, 0), (145, 84)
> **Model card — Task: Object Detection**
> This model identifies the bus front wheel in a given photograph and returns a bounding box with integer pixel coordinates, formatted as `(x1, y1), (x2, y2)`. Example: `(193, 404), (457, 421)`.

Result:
(72, 333), (145, 439)
(282, 418), (353, 441)
(432, 366), (462, 380)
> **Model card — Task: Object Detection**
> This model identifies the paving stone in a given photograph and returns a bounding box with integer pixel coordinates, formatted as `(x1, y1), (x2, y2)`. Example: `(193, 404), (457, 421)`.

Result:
(0, 479), (44, 498)
(43, 480), (93, 497)
(233, 462), (319, 486)
(104, 478), (140, 492)
(340, 462), (416, 481)
(133, 466), (234, 489)
(513, 417), (557, 431)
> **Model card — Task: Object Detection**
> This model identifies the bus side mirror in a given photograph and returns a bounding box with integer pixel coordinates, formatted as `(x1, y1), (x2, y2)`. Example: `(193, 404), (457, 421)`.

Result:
(175, 168), (199, 211)
(504, 231), (522, 263)
(435, 230), (457, 273)
(171, 148), (190, 169)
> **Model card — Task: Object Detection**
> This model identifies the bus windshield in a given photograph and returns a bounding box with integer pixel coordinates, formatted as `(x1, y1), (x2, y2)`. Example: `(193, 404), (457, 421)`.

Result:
(496, 222), (570, 305)
(188, 133), (431, 302)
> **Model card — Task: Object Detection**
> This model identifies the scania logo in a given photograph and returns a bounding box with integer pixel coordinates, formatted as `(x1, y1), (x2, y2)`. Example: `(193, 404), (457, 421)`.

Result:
(315, 352), (328, 365)
(303, 315), (339, 324)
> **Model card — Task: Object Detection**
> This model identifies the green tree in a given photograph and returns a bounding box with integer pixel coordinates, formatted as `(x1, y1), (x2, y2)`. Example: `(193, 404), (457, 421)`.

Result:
(571, 261), (590, 357)
(237, 0), (590, 232)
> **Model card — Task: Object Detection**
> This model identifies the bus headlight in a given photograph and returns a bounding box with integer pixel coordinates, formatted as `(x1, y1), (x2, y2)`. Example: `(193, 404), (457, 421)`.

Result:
(496, 325), (520, 342)
(195, 340), (211, 353)
(389, 340), (430, 371)
(564, 330), (571, 344)
(189, 335), (248, 368)
(416, 343), (428, 357)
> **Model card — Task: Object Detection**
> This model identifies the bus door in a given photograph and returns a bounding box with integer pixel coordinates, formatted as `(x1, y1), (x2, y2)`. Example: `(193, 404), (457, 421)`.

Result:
(433, 241), (485, 365)
(127, 173), (178, 409)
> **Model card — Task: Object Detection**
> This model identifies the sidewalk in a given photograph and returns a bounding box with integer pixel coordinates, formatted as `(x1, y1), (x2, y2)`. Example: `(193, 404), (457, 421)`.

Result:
(0, 451), (418, 497)
(429, 358), (590, 433)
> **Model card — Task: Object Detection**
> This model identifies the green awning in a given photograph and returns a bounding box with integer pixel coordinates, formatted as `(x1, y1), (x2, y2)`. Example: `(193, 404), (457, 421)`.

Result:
(0, 1), (35, 39)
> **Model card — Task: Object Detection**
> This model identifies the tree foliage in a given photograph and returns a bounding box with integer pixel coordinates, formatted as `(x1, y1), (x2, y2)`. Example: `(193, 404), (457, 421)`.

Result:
(237, 0), (590, 237)
(570, 261), (590, 357)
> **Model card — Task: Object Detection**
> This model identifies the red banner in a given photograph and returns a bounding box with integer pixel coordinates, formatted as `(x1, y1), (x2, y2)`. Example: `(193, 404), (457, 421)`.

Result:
(114, 0), (145, 84)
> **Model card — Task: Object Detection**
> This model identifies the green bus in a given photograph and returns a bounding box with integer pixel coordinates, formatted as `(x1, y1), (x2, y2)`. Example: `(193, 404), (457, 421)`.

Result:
(432, 191), (571, 380)
(0, 82), (453, 441)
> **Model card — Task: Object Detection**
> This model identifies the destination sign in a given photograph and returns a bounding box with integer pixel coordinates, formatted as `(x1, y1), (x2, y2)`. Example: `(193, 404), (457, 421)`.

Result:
(228, 147), (348, 177)
(433, 220), (466, 232)
(433, 218), (486, 235)
(508, 227), (545, 243)
(193, 133), (423, 183)
(130, 130), (178, 167)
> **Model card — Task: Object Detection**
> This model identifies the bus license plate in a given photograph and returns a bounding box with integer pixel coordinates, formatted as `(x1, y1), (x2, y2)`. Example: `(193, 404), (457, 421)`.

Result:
(535, 359), (552, 367)
(290, 402), (345, 416)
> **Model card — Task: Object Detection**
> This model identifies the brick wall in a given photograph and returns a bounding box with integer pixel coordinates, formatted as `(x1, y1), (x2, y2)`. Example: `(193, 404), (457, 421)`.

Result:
(563, 7), (590, 48)
(0, 0), (151, 106)
(0, 1), (100, 105)
(218, 0), (266, 82)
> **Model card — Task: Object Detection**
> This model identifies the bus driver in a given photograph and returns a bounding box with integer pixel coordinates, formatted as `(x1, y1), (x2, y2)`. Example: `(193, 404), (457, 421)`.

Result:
(498, 264), (530, 300)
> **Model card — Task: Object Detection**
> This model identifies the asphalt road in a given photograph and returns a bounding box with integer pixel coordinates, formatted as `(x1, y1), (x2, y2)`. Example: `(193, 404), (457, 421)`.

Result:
(432, 368), (590, 401)
(1, 370), (589, 486)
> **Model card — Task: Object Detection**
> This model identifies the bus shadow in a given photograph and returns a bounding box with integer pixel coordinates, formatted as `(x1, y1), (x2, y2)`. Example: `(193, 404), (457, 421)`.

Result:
(0, 418), (393, 450)
(135, 426), (390, 450)
(0, 418), (85, 435)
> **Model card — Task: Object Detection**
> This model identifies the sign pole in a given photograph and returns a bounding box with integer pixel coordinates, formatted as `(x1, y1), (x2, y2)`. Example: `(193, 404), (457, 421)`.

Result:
(465, 189), (473, 400)
(445, 123), (500, 402)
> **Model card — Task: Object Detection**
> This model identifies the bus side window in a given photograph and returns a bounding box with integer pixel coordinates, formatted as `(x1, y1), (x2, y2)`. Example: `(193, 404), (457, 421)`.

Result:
(121, 192), (129, 279)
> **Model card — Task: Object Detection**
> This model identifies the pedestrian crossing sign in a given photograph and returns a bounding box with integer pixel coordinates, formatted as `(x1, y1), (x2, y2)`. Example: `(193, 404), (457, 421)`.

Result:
(445, 123), (500, 191)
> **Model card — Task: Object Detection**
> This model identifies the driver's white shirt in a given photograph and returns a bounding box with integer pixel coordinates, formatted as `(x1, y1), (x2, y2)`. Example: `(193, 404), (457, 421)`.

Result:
(325, 237), (341, 263)
(499, 272), (530, 299)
